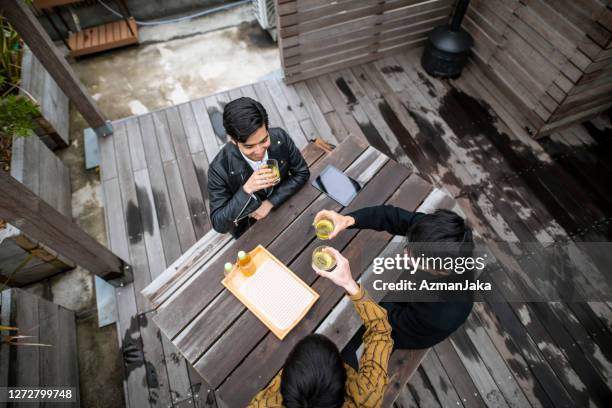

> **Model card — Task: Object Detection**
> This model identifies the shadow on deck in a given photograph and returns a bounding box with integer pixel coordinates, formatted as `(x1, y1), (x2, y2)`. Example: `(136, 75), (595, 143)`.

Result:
(98, 47), (612, 408)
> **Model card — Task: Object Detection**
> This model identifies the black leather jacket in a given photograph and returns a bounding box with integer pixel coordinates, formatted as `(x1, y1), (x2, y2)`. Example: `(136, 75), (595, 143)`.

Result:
(208, 127), (310, 238)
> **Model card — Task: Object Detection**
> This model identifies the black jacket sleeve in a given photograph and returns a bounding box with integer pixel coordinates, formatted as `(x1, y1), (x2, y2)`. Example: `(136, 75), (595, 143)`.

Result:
(208, 165), (261, 234)
(267, 130), (310, 207)
(347, 205), (424, 236)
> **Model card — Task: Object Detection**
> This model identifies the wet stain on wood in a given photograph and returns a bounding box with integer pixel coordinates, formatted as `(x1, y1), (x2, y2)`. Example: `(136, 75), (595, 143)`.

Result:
(335, 77), (357, 105)
(417, 72), (437, 98)
(381, 65), (404, 74)
(146, 361), (159, 389)
(135, 185), (154, 236)
(440, 88), (612, 240)
(121, 315), (145, 376)
(194, 165), (209, 198)
(207, 106), (226, 143)
(152, 189), (170, 229)
(355, 117), (394, 160)
(126, 201), (143, 244)
(439, 88), (499, 139)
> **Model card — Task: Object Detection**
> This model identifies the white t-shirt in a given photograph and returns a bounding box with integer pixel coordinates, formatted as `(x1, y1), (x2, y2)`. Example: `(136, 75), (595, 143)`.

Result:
(240, 150), (269, 171)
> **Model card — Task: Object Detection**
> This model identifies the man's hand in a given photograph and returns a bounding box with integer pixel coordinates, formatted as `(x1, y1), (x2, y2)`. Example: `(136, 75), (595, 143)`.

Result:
(243, 167), (277, 195)
(249, 200), (274, 220)
(313, 210), (355, 239)
(312, 247), (359, 296)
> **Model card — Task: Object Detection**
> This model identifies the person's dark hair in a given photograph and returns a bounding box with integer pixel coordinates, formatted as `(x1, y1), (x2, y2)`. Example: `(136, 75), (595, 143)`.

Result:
(281, 334), (346, 408)
(223, 97), (269, 143)
(406, 209), (474, 260)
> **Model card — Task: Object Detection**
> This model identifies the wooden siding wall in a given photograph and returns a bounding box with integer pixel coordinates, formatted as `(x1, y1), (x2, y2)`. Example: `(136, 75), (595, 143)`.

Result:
(464, 0), (612, 137)
(277, 0), (456, 84)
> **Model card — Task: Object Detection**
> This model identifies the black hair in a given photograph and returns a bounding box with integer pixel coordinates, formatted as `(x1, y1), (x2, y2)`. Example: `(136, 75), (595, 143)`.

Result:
(222, 97), (269, 143)
(281, 334), (346, 408)
(406, 209), (474, 259)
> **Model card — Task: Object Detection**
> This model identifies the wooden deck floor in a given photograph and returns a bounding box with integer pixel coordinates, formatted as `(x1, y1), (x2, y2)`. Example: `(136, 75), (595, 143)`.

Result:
(98, 48), (612, 408)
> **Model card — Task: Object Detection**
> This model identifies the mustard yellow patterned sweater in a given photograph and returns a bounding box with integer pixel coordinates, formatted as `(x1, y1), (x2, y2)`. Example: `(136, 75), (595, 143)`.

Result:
(248, 286), (393, 408)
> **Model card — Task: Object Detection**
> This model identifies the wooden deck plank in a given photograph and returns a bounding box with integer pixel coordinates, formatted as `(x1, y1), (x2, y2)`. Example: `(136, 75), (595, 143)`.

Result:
(190, 98), (221, 162)
(279, 80), (310, 121)
(165, 106), (210, 239)
(252, 81), (286, 130)
(103, 174), (150, 408)
(405, 368), (442, 408)
(126, 117), (148, 172)
(420, 351), (467, 408)
(116, 117), (201, 407)
(163, 160), (198, 252)
(293, 81), (337, 143)
(393, 383), (420, 408)
(238, 83), (258, 100)
(305, 77), (334, 114)
(113, 121), (180, 408)
(178, 102), (205, 155)
(203, 94), (228, 147)
(264, 79), (309, 149)
(152, 110), (177, 163)
(138, 114), (183, 265)
(113, 122), (152, 311)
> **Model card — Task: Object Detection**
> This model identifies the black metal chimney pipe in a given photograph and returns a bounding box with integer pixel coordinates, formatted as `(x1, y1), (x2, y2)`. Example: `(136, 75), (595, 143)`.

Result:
(450, 0), (470, 31)
(421, 0), (474, 78)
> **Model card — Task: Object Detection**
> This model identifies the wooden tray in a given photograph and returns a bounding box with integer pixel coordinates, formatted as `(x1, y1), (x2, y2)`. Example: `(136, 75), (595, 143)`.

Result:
(222, 245), (319, 340)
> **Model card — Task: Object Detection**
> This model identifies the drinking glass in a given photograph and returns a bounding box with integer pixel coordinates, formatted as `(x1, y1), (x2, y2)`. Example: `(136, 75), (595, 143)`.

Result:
(312, 246), (337, 271)
(314, 218), (334, 240)
(266, 159), (281, 185)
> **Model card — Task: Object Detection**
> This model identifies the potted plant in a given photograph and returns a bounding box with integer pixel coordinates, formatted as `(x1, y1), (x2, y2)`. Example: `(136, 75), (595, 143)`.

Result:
(0, 11), (39, 229)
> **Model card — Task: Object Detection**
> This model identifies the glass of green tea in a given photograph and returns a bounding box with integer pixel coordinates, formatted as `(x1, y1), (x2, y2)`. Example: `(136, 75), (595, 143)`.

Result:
(314, 218), (334, 240)
(266, 159), (280, 185)
(312, 246), (337, 271)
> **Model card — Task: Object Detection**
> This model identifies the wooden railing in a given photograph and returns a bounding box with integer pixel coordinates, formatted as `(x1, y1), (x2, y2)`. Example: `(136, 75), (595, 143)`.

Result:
(277, 0), (456, 83)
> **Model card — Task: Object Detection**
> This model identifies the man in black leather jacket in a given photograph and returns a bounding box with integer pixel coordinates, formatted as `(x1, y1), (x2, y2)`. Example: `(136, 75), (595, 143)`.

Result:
(208, 97), (310, 238)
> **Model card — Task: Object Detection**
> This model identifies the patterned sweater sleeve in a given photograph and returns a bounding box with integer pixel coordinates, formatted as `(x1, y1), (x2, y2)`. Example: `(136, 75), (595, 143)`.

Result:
(345, 286), (394, 408)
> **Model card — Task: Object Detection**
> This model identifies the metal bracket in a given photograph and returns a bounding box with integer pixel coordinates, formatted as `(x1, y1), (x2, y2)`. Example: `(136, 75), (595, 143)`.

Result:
(107, 263), (134, 287)
(94, 276), (118, 327)
(93, 121), (114, 137)
(83, 127), (100, 170)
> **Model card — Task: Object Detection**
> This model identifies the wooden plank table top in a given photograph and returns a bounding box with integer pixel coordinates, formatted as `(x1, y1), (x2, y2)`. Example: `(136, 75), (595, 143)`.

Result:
(142, 136), (435, 406)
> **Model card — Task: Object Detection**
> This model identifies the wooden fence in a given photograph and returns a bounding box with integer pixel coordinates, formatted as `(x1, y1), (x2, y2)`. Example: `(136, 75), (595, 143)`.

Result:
(463, 0), (612, 137)
(277, 0), (456, 83)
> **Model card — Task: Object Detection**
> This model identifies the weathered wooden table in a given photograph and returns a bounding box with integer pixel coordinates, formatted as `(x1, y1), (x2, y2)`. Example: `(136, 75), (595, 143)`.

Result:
(142, 137), (439, 407)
